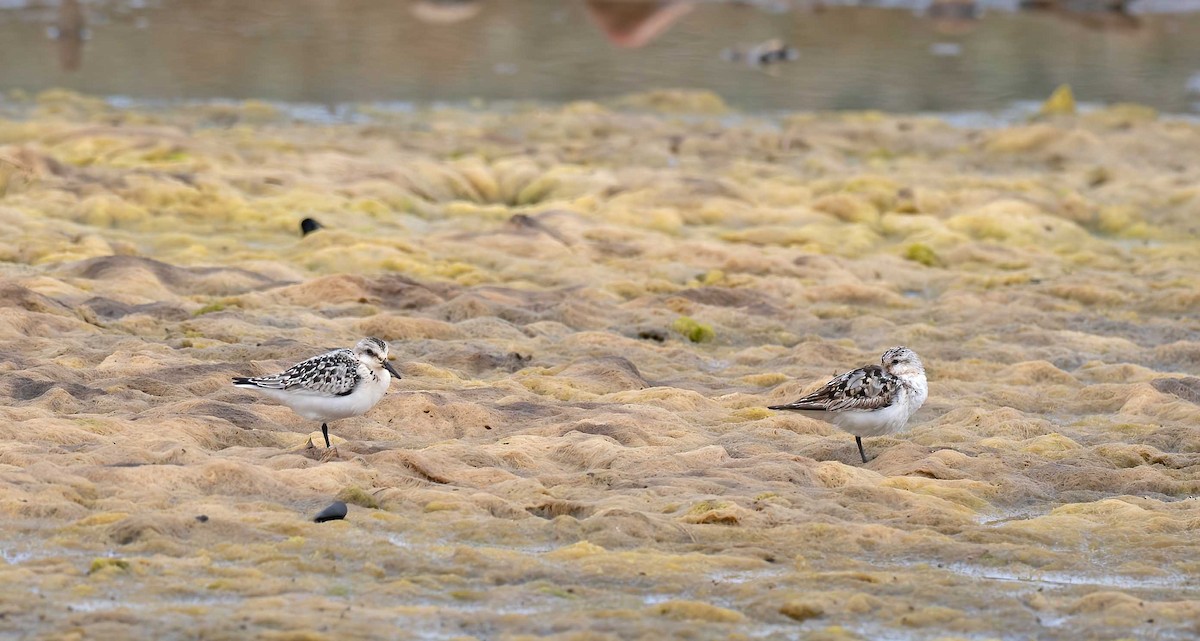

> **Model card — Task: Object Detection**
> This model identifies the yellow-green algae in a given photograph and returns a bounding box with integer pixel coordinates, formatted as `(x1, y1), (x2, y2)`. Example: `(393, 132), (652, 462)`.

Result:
(0, 90), (1198, 640)
(671, 316), (717, 343)
(1038, 84), (1078, 117)
(335, 486), (380, 509)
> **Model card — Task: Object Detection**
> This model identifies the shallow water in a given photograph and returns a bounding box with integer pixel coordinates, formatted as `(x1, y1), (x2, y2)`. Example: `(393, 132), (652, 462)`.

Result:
(3, 0), (1200, 112)
(1, 91), (1200, 639)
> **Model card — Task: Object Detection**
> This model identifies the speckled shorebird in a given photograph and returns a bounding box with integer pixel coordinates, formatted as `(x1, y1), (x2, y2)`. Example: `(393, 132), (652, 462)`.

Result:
(768, 347), (928, 464)
(232, 338), (401, 452)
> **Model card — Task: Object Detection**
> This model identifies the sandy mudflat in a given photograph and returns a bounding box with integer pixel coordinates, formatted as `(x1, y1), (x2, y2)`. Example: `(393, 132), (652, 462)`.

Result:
(1, 90), (1199, 640)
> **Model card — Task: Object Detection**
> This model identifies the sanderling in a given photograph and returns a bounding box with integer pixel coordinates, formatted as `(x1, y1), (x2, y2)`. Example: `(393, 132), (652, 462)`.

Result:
(768, 346), (927, 463)
(232, 337), (401, 451)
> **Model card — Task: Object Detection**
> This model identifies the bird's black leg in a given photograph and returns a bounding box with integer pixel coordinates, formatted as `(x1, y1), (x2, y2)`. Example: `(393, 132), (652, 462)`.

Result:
(856, 436), (868, 464)
(322, 423), (331, 448)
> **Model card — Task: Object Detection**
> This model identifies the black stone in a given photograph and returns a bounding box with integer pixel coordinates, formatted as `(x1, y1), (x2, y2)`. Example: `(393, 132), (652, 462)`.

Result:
(300, 218), (324, 236)
(313, 501), (348, 523)
(195, 515), (209, 523)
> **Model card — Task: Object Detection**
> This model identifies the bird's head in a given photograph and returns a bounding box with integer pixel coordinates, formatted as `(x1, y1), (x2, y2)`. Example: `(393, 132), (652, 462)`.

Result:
(354, 337), (402, 380)
(881, 346), (924, 377)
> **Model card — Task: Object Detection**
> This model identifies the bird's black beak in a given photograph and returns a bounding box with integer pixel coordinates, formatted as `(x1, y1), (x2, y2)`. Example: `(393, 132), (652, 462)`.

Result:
(383, 359), (402, 380)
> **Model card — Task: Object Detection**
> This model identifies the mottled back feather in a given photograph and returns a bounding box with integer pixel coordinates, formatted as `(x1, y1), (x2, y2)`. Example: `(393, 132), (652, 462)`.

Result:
(770, 364), (899, 412)
(234, 349), (361, 397)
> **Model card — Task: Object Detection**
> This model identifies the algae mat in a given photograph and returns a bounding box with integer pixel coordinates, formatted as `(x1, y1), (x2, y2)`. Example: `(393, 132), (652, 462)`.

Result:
(1, 91), (1199, 640)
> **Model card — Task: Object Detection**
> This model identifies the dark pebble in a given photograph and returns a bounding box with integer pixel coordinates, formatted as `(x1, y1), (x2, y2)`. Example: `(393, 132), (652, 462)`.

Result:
(313, 501), (348, 523)
(300, 217), (324, 236)
(195, 514), (209, 523)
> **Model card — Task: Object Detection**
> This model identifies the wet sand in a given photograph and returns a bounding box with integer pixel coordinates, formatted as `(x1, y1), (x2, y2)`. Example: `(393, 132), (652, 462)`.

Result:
(1, 90), (1199, 640)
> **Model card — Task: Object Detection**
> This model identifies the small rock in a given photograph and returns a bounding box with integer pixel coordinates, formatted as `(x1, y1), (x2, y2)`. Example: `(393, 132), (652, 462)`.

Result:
(300, 218), (324, 236)
(313, 501), (348, 523)
(195, 514), (209, 523)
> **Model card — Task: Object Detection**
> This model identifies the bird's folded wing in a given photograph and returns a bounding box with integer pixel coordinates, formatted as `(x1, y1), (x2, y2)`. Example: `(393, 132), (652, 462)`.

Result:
(246, 349), (361, 397)
(772, 365), (898, 412)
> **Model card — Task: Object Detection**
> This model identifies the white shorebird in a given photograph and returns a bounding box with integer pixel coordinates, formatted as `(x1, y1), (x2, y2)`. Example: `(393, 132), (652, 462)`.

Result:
(232, 337), (402, 450)
(768, 346), (927, 463)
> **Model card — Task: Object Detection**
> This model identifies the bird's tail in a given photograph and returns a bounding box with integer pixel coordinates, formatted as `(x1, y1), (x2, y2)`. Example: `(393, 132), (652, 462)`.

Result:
(232, 376), (258, 387)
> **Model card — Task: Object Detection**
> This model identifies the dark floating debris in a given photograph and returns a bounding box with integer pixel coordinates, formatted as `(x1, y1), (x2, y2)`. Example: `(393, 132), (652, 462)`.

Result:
(313, 500), (348, 523)
(721, 39), (799, 67)
(300, 217), (324, 236)
(636, 328), (668, 343)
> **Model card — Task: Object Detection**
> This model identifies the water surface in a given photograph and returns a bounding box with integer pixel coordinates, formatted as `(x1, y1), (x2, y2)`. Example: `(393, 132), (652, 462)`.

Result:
(2, 0), (1200, 112)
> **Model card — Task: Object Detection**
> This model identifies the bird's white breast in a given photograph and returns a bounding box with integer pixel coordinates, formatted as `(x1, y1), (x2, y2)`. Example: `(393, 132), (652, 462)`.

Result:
(262, 368), (392, 422)
(823, 376), (926, 438)
(826, 400), (911, 437)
